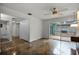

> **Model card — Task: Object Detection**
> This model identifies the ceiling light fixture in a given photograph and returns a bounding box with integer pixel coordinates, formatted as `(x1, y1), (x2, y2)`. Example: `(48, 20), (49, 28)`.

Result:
(28, 13), (32, 15)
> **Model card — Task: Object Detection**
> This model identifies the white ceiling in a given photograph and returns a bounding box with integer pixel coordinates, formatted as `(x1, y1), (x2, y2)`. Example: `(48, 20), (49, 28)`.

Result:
(1, 3), (79, 20)
(1, 13), (25, 22)
(1, 13), (15, 21)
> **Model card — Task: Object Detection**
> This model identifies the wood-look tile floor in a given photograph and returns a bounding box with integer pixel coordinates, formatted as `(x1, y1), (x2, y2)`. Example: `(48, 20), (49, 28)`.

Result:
(0, 38), (79, 55)
(0, 38), (50, 55)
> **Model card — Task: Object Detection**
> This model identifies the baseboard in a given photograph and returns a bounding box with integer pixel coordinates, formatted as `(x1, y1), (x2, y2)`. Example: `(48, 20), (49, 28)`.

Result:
(29, 37), (49, 42)
(21, 39), (30, 43)
(29, 38), (41, 42)
(20, 37), (49, 43)
(40, 38), (49, 39)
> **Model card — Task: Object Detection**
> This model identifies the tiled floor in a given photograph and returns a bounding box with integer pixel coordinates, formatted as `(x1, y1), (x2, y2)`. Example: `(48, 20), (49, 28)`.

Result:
(49, 39), (77, 55)
(0, 38), (49, 55)
(0, 38), (79, 55)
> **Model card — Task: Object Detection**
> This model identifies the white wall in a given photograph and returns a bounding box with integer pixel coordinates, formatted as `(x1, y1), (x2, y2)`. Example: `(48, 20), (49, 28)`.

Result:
(20, 20), (29, 41)
(0, 5), (30, 41)
(0, 5), (30, 19)
(7, 21), (13, 41)
(29, 17), (42, 42)
(0, 5), (42, 42)
(11, 22), (17, 37)
(42, 15), (75, 38)
(19, 16), (42, 42)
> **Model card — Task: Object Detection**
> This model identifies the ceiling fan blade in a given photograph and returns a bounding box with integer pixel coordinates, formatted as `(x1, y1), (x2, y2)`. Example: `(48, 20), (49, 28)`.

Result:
(58, 8), (68, 12)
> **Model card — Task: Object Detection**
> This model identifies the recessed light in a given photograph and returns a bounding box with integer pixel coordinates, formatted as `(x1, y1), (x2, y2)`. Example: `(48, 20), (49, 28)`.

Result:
(27, 13), (32, 15)
(12, 18), (16, 19)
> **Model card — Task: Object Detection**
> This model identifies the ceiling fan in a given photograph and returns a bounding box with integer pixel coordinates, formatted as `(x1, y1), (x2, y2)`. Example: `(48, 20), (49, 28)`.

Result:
(52, 8), (58, 15)
(44, 7), (68, 16)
